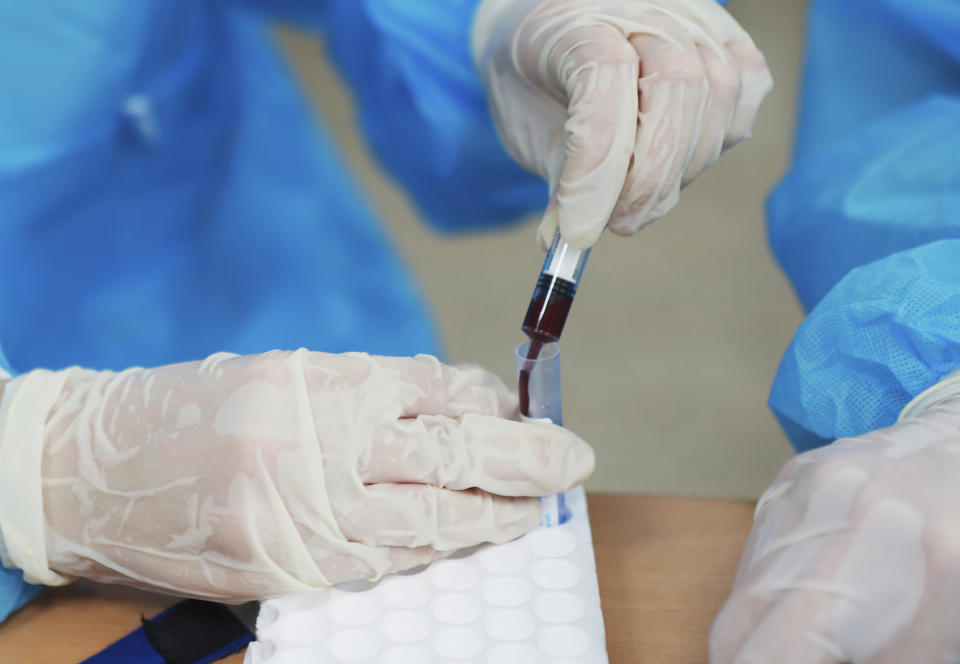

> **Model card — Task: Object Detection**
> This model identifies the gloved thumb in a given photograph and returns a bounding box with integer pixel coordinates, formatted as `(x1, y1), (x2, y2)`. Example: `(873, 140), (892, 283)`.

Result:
(536, 199), (559, 251)
(544, 26), (638, 250)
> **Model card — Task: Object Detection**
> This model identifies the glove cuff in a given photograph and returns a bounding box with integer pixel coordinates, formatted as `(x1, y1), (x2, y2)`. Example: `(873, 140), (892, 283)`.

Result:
(898, 367), (960, 423)
(0, 369), (73, 585)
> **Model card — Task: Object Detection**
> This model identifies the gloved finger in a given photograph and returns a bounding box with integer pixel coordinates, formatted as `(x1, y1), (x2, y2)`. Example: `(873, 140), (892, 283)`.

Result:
(712, 478), (872, 664)
(360, 413), (594, 496)
(369, 354), (516, 420)
(536, 198), (559, 251)
(710, 546), (829, 663)
(608, 29), (708, 235)
(549, 24), (639, 250)
(711, 595), (842, 664)
(681, 44), (741, 186)
(709, 591), (766, 664)
(711, 504), (851, 660)
(724, 590), (845, 664)
(865, 584), (960, 664)
(317, 547), (450, 586)
(384, 545), (451, 577)
(335, 484), (541, 550)
(722, 40), (772, 147)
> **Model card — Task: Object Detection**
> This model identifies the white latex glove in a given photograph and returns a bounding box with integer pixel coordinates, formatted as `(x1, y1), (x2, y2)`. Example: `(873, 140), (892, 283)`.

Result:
(709, 382), (960, 663)
(473, 0), (773, 249)
(0, 349), (593, 601)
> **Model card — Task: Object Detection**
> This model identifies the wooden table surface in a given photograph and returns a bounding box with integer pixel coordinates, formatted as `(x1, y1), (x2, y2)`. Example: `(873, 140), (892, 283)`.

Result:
(0, 494), (755, 663)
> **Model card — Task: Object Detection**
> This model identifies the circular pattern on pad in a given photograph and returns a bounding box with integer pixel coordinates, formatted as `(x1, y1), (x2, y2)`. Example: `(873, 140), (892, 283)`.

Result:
(272, 611), (329, 645)
(382, 577), (430, 609)
(260, 647), (326, 664)
(328, 628), (380, 661)
(382, 645), (436, 664)
(526, 527), (577, 557)
(257, 603), (280, 630)
(531, 559), (581, 590)
(483, 609), (536, 641)
(481, 576), (533, 607)
(252, 489), (602, 664)
(248, 639), (277, 661)
(265, 590), (329, 615)
(486, 643), (543, 664)
(434, 626), (484, 660)
(478, 542), (530, 574)
(330, 593), (380, 627)
(432, 593), (482, 625)
(429, 559), (480, 591)
(381, 610), (432, 643)
(538, 626), (590, 658)
(533, 592), (585, 623)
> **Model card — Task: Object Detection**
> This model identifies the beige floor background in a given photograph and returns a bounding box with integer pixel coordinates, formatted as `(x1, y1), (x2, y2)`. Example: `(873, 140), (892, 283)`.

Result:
(276, 0), (808, 499)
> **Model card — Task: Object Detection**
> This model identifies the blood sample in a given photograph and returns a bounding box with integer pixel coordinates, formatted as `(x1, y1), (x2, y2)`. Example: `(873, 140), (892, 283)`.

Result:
(519, 230), (589, 416)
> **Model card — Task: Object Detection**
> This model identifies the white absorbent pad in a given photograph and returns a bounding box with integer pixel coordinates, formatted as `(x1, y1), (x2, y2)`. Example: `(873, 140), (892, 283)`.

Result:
(245, 487), (608, 663)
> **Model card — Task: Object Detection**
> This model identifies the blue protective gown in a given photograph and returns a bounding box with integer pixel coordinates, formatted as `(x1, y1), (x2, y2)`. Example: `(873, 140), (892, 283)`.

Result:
(767, 0), (960, 451)
(0, 0), (545, 622)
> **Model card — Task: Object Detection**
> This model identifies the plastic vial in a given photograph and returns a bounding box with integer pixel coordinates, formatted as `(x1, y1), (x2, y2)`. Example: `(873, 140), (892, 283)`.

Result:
(514, 341), (571, 525)
(514, 341), (563, 425)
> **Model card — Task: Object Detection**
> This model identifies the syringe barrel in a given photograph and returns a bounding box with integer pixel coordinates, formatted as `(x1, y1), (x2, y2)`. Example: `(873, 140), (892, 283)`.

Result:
(522, 230), (590, 342)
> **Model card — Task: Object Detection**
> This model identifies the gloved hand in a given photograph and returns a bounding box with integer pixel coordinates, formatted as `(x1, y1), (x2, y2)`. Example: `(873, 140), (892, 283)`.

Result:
(0, 349), (593, 601)
(473, 0), (773, 249)
(710, 383), (960, 663)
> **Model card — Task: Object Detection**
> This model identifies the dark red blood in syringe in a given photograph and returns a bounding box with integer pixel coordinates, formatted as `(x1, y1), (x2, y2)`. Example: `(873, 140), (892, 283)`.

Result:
(518, 276), (575, 417)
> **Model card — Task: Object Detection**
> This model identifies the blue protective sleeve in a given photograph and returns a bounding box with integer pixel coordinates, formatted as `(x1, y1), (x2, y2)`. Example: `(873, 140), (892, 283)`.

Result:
(790, 0), (960, 164)
(317, 0), (547, 232)
(768, 94), (960, 313)
(0, 569), (42, 624)
(0, 1), (442, 371)
(0, 346), (43, 623)
(766, 0), (960, 450)
(0, 344), (11, 375)
(769, 0), (960, 311)
(770, 240), (960, 452)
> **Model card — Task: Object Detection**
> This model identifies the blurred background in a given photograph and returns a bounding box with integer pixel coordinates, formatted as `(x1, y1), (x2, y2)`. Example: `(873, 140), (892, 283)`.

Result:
(276, 0), (808, 499)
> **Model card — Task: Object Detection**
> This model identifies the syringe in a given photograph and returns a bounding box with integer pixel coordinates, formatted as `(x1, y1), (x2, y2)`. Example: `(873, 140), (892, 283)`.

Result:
(519, 229), (590, 416)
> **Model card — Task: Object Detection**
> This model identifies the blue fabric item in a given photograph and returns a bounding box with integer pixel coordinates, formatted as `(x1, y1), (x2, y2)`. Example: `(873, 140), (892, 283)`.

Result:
(319, 0), (547, 231)
(769, 95), (960, 313)
(80, 622), (166, 664)
(0, 568), (42, 625)
(0, 2), (444, 373)
(0, 343), (11, 375)
(771, 241), (960, 452)
(0, 349), (43, 622)
(80, 600), (253, 664)
(231, 0), (547, 229)
(767, 0), (960, 450)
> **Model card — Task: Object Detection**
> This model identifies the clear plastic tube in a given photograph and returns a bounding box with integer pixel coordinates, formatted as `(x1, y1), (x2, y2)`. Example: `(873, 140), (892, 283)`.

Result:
(514, 341), (562, 424)
(514, 341), (570, 526)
